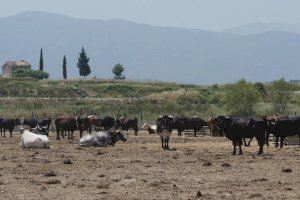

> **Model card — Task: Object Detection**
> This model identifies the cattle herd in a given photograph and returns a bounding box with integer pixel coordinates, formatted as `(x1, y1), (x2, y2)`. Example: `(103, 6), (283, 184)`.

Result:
(0, 113), (299, 155)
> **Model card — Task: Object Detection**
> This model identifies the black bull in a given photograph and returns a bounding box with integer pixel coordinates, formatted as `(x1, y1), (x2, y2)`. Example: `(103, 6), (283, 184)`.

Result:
(215, 116), (266, 155)
(55, 116), (91, 140)
(266, 116), (300, 148)
(173, 116), (207, 137)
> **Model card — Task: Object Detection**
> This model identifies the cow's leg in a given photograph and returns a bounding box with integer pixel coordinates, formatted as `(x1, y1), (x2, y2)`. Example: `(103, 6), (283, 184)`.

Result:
(232, 140), (237, 155)
(67, 131), (70, 140)
(80, 131), (83, 138)
(257, 137), (264, 155)
(238, 139), (243, 155)
(56, 130), (60, 140)
(243, 138), (248, 146)
(275, 136), (279, 148)
(10, 129), (12, 137)
(161, 137), (164, 149)
(165, 138), (168, 149)
(194, 129), (197, 137)
(265, 132), (270, 146)
(247, 137), (253, 146)
(166, 138), (169, 149)
(3, 129), (6, 137)
(280, 137), (285, 148)
(71, 131), (74, 140)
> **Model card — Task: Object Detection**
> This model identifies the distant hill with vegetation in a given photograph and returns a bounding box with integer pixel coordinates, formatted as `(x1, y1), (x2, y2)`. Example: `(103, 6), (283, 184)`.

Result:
(1, 11), (300, 84)
(0, 79), (299, 121)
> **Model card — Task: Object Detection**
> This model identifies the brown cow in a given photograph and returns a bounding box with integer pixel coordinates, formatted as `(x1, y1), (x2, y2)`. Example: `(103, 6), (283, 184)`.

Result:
(116, 117), (138, 136)
(87, 115), (103, 133)
(55, 116), (91, 140)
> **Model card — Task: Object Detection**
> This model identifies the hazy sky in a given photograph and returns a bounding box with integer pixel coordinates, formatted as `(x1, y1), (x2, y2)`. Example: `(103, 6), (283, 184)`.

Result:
(1, 0), (300, 30)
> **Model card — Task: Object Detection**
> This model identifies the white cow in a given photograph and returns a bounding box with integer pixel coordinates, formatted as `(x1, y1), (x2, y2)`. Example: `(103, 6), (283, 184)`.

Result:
(20, 130), (50, 149)
(141, 123), (157, 134)
(79, 131), (127, 147)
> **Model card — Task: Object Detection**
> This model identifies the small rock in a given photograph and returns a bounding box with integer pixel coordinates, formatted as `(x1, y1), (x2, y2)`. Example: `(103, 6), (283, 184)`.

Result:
(28, 154), (36, 158)
(282, 168), (292, 173)
(44, 171), (57, 177)
(253, 178), (268, 182)
(96, 151), (104, 155)
(249, 193), (262, 198)
(44, 179), (61, 184)
(40, 186), (47, 191)
(221, 163), (231, 167)
(96, 184), (109, 189)
(98, 174), (106, 178)
(195, 191), (203, 199)
(285, 188), (293, 191)
(42, 159), (51, 164)
(203, 161), (212, 167)
(0, 181), (3, 185)
(63, 159), (72, 165)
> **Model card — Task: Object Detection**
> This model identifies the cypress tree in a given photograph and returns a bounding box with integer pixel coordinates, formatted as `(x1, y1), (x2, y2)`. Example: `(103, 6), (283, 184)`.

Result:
(39, 48), (44, 71)
(62, 55), (67, 80)
(77, 47), (91, 78)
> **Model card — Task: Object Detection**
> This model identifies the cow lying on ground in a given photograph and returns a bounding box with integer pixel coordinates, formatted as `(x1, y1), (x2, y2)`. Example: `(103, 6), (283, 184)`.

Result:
(79, 130), (126, 147)
(20, 129), (50, 149)
(156, 115), (173, 149)
(173, 116), (207, 137)
(116, 117), (138, 136)
(214, 116), (266, 155)
(141, 123), (156, 134)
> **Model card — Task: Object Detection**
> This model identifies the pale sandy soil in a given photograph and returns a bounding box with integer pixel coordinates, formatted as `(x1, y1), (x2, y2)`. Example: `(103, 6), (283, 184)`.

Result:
(0, 131), (299, 200)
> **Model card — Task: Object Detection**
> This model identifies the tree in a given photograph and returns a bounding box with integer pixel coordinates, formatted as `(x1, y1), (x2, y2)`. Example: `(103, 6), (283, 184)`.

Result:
(112, 63), (125, 79)
(39, 48), (44, 71)
(269, 78), (293, 114)
(62, 55), (67, 80)
(254, 82), (266, 96)
(77, 47), (91, 77)
(225, 79), (260, 115)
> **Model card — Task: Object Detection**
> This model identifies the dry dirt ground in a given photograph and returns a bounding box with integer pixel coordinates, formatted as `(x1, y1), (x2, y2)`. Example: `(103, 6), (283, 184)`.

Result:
(0, 131), (299, 200)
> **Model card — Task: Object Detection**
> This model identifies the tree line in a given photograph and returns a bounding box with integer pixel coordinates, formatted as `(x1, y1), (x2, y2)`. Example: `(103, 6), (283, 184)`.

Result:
(14, 47), (126, 80)
(224, 78), (295, 115)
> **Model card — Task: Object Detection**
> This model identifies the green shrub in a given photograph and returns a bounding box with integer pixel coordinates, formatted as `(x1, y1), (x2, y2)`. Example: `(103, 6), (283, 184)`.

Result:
(13, 68), (49, 79)
(225, 79), (260, 115)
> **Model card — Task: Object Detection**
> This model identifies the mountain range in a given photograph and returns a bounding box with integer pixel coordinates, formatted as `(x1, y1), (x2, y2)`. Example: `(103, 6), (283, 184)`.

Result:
(0, 11), (300, 84)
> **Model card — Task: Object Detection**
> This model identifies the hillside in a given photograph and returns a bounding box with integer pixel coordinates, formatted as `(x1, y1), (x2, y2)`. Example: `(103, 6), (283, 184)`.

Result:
(0, 79), (299, 120)
(1, 11), (300, 84)
(225, 22), (300, 35)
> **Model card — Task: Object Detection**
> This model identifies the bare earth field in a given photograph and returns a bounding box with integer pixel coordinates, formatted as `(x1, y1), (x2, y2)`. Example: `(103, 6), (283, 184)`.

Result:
(0, 131), (299, 200)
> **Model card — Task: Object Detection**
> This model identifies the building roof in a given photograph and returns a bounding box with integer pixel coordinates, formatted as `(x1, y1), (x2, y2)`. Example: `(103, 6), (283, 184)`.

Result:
(3, 60), (31, 68)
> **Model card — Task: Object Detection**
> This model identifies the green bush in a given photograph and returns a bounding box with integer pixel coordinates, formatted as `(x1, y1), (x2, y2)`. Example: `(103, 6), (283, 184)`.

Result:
(225, 79), (260, 115)
(13, 68), (49, 79)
